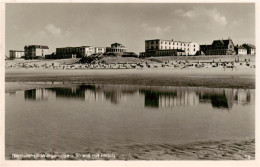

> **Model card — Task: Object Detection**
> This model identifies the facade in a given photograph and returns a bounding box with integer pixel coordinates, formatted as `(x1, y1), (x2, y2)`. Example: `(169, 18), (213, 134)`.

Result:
(95, 47), (106, 54)
(242, 44), (256, 54)
(200, 38), (236, 55)
(24, 45), (49, 59)
(56, 46), (95, 58)
(85, 46), (95, 56)
(106, 43), (127, 53)
(9, 50), (25, 60)
(142, 39), (200, 57)
(235, 46), (247, 55)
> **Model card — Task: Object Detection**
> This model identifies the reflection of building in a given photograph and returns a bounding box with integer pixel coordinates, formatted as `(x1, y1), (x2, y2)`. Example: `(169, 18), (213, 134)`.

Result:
(106, 43), (127, 53)
(140, 89), (199, 108)
(9, 50), (25, 60)
(23, 86), (254, 109)
(25, 90), (36, 100)
(103, 90), (126, 104)
(47, 87), (85, 99)
(235, 89), (252, 104)
(200, 38), (235, 55)
(24, 89), (48, 100)
(24, 45), (49, 59)
(162, 91), (199, 107)
(198, 88), (236, 109)
(140, 87), (253, 109)
(140, 90), (160, 108)
(85, 90), (105, 102)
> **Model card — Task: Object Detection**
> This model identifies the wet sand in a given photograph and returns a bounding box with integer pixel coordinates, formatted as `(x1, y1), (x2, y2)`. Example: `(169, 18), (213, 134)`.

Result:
(5, 68), (255, 89)
(7, 138), (255, 160)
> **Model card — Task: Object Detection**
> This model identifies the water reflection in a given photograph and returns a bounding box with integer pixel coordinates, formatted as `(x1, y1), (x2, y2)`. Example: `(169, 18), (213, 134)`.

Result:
(25, 89), (48, 101)
(23, 85), (254, 109)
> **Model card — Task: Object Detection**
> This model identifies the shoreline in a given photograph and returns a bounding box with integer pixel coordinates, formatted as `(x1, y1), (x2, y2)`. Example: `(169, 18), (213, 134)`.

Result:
(5, 68), (255, 89)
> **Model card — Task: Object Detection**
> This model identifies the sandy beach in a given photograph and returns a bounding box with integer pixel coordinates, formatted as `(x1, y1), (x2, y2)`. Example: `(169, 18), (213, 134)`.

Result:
(5, 67), (255, 89)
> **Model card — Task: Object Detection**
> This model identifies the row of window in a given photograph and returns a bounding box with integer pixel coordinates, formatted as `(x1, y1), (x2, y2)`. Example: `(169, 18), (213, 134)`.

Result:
(146, 46), (197, 51)
(146, 41), (196, 47)
(57, 48), (84, 52)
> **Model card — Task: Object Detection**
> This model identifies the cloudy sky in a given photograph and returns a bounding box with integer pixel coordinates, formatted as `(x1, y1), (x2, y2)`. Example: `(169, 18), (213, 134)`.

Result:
(5, 3), (255, 55)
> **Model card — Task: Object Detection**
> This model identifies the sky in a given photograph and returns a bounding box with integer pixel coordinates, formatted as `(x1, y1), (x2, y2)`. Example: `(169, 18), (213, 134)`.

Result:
(5, 3), (255, 55)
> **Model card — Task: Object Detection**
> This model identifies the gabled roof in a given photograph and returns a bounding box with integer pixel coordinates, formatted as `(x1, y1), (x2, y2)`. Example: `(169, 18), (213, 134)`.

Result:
(212, 39), (231, 47)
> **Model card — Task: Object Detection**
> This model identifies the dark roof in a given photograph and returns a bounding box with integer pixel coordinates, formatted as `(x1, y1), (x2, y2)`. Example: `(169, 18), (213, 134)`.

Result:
(9, 50), (25, 52)
(212, 39), (232, 47)
(25, 45), (49, 49)
(111, 43), (126, 48)
(237, 46), (246, 49)
(111, 42), (122, 45)
(243, 44), (255, 49)
(145, 39), (158, 41)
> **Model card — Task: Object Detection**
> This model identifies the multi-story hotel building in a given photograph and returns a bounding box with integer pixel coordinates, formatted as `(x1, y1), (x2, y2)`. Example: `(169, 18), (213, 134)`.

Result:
(24, 45), (49, 59)
(56, 46), (95, 58)
(106, 43), (127, 53)
(141, 39), (200, 57)
(9, 50), (25, 60)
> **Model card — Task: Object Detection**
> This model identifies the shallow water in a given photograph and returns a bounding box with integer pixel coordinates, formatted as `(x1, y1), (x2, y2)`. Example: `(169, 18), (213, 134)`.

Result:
(5, 84), (255, 157)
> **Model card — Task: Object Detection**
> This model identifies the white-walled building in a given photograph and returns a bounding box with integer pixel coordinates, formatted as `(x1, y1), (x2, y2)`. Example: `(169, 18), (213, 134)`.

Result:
(242, 44), (256, 55)
(144, 39), (200, 56)
(84, 46), (95, 56)
(56, 46), (95, 58)
(24, 45), (49, 59)
(235, 46), (247, 55)
(95, 47), (106, 54)
(106, 43), (127, 53)
(9, 50), (25, 60)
